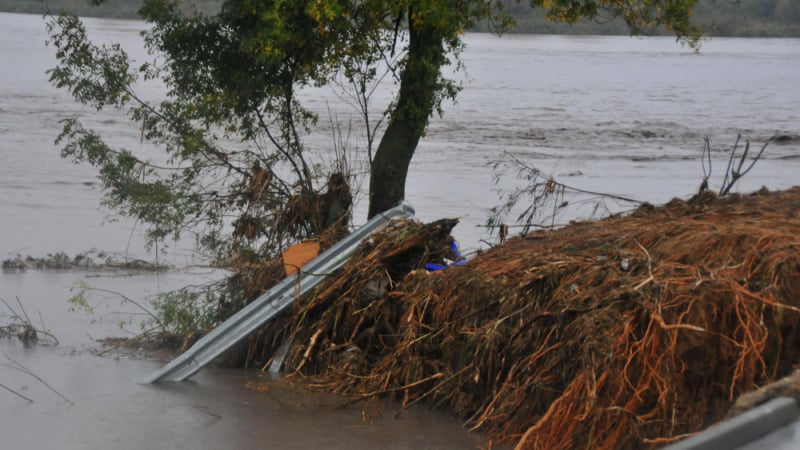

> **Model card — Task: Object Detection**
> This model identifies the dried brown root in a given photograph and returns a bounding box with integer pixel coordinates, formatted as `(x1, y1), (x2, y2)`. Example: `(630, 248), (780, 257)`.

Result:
(241, 187), (800, 450)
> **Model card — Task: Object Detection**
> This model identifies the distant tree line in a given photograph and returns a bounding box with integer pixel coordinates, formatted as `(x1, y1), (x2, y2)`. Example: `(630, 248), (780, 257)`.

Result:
(2, 0), (798, 35)
(0, 0), (220, 19)
(693, 0), (800, 36)
(484, 0), (800, 37)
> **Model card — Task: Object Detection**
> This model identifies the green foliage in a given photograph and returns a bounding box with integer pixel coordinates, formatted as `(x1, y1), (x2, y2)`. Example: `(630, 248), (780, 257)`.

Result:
(47, 0), (707, 333)
(6, 1), (799, 36)
(67, 282), (95, 315)
(46, 6), (339, 259)
(48, 15), (135, 109)
(479, 0), (704, 42)
(483, 0), (800, 36)
(150, 289), (217, 335)
(67, 280), (220, 336)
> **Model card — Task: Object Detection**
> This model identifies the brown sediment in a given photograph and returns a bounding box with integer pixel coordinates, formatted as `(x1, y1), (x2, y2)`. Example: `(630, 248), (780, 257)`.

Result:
(246, 186), (800, 449)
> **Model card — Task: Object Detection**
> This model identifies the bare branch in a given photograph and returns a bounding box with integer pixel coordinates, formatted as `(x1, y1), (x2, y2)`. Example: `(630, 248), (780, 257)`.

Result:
(0, 382), (34, 404)
(720, 136), (768, 196)
(2, 353), (74, 406)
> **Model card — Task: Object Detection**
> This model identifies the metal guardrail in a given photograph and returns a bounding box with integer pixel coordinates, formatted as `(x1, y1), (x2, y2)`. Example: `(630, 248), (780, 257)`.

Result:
(143, 202), (415, 383)
(661, 397), (799, 450)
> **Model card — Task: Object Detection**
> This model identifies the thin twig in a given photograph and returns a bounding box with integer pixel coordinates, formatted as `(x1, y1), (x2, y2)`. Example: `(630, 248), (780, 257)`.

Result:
(0, 297), (21, 322)
(94, 323), (164, 356)
(733, 141), (768, 183)
(2, 353), (74, 406)
(395, 364), (474, 417)
(14, 296), (33, 325)
(0, 297), (58, 345)
(721, 134), (741, 194)
(699, 137), (711, 193)
(76, 287), (163, 329)
(0, 382), (34, 403)
(633, 240), (655, 291)
(502, 151), (642, 204)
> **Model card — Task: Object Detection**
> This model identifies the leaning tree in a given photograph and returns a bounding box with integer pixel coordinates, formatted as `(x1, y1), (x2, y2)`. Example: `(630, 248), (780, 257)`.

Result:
(47, 0), (701, 323)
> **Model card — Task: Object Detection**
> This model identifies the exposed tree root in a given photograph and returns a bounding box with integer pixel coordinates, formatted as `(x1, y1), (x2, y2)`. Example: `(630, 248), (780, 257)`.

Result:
(245, 187), (800, 449)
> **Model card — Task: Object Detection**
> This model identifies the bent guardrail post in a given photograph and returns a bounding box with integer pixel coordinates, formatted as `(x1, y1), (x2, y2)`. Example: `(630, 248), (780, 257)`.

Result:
(143, 202), (415, 383)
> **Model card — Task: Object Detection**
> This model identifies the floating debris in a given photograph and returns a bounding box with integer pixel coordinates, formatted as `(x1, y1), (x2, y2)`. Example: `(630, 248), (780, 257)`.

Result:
(2, 250), (169, 272)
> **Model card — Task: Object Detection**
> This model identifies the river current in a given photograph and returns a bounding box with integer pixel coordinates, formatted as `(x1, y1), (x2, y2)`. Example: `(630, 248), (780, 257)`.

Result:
(2, 13), (799, 258)
(0, 11), (798, 449)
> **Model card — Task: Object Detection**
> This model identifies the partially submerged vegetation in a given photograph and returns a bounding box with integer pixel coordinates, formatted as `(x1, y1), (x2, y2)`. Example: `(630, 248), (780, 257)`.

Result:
(242, 186), (800, 449)
(2, 250), (169, 272)
(0, 296), (58, 346)
(0, 297), (73, 405)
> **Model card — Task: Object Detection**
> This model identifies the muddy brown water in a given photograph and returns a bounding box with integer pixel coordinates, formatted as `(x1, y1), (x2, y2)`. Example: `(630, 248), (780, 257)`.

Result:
(1, 13), (798, 260)
(1, 271), (489, 449)
(1, 344), (486, 449)
(2, 11), (799, 449)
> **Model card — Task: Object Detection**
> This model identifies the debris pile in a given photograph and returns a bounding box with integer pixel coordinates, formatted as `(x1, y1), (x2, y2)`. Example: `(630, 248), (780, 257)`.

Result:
(252, 187), (800, 449)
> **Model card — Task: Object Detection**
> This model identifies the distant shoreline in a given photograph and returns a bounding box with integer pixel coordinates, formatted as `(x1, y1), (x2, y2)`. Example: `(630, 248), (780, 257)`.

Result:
(2, 2), (799, 39)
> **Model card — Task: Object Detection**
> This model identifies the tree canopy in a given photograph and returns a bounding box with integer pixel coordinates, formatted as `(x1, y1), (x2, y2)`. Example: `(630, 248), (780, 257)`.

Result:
(47, 0), (704, 319)
(9, 1), (800, 35)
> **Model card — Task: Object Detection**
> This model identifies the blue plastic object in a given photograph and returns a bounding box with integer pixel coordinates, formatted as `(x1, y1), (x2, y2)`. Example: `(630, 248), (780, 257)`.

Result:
(426, 241), (467, 271)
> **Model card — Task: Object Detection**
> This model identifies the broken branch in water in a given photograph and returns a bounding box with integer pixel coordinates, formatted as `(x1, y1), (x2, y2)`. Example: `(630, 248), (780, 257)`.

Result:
(0, 381), (34, 403)
(0, 296), (59, 346)
(68, 284), (164, 330)
(487, 150), (642, 236)
(1, 353), (73, 406)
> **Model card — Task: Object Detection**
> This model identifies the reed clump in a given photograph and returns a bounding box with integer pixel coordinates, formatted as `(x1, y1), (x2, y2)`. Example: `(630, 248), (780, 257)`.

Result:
(251, 186), (800, 449)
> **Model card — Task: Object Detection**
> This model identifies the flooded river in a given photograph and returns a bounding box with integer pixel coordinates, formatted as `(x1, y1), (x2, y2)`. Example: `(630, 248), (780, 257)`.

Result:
(1, 11), (798, 449)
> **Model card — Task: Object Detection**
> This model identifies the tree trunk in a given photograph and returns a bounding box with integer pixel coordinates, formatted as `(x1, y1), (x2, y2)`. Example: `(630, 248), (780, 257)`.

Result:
(367, 11), (447, 218)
